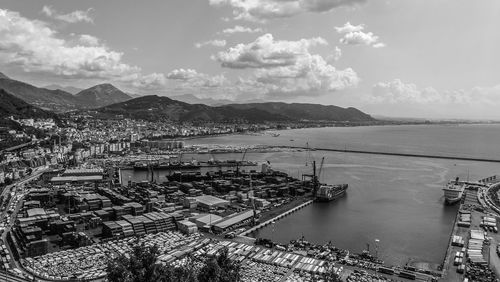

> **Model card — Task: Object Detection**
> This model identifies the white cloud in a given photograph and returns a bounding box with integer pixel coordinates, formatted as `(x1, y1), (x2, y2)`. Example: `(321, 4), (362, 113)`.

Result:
(370, 79), (500, 105)
(222, 25), (263, 34)
(167, 68), (227, 88)
(0, 8), (167, 94)
(194, 39), (227, 48)
(335, 22), (385, 48)
(367, 79), (500, 119)
(326, 46), (342, 62)
(209, 0), (366, 22)
(78, 34), (99, 46)
(334, 22), (364, 33)
(41, 5), (94, 24)
(213, 33), (328, 69)
(214, 34), (358, 97)
(122, 73), (168, 91)
(0, 9), (137, 79)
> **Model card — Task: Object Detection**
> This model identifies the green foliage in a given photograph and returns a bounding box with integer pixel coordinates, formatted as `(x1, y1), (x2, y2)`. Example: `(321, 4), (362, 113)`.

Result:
(106, 243), (241, 282)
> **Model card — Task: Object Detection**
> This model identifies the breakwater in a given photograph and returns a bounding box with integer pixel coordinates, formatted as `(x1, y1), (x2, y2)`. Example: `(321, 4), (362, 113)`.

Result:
(240, 200), (313, 237)
(285, 146), (500, 163)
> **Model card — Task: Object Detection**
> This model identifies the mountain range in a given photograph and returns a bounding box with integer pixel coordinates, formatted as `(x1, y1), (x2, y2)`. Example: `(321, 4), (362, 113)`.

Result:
(227, 102), (373, 122)
(74, 84), (132, 108)
(95, 95), (374, 122)
(0, 89), (57, 119)
(96, 95), (287, 122)
(0, 72), (374, 123)
(0, 73), (131, 112)
(43, 84), (83, 95)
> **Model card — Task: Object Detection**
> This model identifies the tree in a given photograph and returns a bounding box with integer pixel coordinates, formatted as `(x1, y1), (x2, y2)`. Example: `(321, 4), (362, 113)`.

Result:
(4, 177), (12, 186)
(106, 242), (241, 282)
(320, 264), (342, 282)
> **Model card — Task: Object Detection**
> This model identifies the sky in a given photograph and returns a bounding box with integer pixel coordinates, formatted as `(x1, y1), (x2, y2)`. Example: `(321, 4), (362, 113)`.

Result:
(0, 0), (500, 119)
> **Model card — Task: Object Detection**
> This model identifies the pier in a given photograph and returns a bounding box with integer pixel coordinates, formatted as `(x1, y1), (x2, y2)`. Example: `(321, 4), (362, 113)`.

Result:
(240, 200), (313, 236)
(285, 146), (500, 163)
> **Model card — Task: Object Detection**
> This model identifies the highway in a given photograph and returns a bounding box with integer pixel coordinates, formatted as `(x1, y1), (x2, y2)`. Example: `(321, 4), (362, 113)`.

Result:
(0, 167), (49, 281)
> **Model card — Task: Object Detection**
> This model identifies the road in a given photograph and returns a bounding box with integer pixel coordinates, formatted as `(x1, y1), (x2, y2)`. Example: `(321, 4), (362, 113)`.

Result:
(0, 167), (49, 281)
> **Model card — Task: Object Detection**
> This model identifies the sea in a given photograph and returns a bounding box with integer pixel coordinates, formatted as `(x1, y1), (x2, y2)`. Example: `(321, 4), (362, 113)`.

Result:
(120, 124), (500, 267)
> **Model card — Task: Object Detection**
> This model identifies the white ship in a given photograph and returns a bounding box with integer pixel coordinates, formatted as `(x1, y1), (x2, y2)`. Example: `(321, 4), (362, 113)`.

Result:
(443, 177), (465, 205)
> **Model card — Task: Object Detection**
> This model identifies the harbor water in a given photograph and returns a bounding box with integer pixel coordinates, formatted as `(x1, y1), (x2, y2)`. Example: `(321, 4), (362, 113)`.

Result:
(122, 124), (500, 266)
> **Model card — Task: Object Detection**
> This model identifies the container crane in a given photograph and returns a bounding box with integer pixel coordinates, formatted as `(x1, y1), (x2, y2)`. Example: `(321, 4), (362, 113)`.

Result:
(236, 148), (248, 177)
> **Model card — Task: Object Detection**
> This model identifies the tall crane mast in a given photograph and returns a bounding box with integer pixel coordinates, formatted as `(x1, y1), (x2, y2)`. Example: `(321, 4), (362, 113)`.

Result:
(236, 148), (248, 176)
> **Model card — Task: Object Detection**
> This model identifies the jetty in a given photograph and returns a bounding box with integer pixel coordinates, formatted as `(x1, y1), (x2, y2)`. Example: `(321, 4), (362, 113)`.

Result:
(240, 200), (313, 236)
(285, 146), (500, 163)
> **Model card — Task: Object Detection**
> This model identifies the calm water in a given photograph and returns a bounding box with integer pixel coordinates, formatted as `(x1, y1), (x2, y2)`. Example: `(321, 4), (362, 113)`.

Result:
(123, 124), (500, 266)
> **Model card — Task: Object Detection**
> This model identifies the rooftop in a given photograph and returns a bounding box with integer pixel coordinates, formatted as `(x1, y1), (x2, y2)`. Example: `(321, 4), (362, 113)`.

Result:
(195, 195), (229, 207)
(214, 210), (255, 230)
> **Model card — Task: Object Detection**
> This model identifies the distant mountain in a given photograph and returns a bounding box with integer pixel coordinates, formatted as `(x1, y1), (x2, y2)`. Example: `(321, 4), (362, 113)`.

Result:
(44, 84), (83, 95)
(75, 84), (132, 108)
(94, 95), (374, 123)
(0, 76), (81, 112)
(96, 95), (287, 122)
(0, 89), (56, 119)
(0, 72), (10, 80)
(171, 94), (233, 106)
(226, 102), (374, 122)
(128, 93), (143, 99)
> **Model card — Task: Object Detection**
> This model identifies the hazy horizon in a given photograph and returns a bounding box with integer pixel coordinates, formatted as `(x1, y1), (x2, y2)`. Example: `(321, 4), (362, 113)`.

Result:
(1, 0), (499, 119)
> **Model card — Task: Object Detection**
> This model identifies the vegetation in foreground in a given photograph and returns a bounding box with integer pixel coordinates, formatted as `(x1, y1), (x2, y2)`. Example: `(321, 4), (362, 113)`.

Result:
(106, 242), (241, 282)
(106, 241), (342, 282)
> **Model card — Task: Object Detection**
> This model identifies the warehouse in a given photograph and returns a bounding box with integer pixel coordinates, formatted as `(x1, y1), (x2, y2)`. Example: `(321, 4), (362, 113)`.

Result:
(50, 175), (103, 185)
(213, 210), (255, 233)
(195, 195), (229, 212)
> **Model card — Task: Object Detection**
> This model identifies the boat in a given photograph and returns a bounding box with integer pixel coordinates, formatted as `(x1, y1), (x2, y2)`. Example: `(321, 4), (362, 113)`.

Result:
(302, 155), (348, 202)
(315, 184), (348, 202)
(443, 177), (465, 204)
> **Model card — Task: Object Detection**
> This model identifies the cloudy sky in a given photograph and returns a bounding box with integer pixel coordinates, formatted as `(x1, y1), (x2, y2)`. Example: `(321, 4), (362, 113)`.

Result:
(1, 0), (499, 119)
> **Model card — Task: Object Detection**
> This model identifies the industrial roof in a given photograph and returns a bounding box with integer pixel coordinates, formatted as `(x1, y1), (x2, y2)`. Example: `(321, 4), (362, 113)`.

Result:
(63, 168), (103, 175)
(195, 195), (229, 207)
(27, 208), (46, 217)
(214, 210), (254, 230)
(193, 214), (223, 226)
(50, 175), (103, 182)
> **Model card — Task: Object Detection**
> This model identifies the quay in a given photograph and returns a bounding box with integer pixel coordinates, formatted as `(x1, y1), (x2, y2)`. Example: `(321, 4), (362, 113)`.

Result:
(240, 200), (313, 236)
(285, 146), (500, 163)
(441, 182), (500, 281)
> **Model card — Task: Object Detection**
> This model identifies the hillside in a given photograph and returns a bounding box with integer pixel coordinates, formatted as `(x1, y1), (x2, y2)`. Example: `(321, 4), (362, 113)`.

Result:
(171, 94), (233, 106)
(44, 84), (83, 95)
(226, 102), (374, 122)
(0, 76), (80, 112)
(95, 95), (373, 123)
(0, 89), (56, 119)
(0, 72), (10, 80)
(75, 84), (131, 108)
(96, 95), (287, 122)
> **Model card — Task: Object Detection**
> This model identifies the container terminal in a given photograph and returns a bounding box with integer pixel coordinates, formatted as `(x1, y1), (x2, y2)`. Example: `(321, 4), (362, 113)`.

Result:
(0, 150), (499, 281)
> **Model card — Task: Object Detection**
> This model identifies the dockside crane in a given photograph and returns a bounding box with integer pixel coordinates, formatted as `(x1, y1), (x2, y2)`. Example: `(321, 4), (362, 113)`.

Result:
(236, 148), (248, 177)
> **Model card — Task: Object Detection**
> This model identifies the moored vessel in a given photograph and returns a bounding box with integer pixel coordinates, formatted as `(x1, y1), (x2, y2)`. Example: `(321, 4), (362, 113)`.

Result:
(443, 177), (465, 204)
(316, 184), (348, 202)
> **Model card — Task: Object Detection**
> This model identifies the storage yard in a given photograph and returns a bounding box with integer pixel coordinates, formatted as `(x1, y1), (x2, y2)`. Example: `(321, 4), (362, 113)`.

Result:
(442, 182), (500, 282)
(2, 161), (500, 281)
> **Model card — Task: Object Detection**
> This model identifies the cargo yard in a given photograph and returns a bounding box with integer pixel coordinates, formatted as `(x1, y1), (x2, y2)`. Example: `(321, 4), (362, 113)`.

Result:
(441, 178), (500, 282)
(0, 153), (434, 282)
(2, 147), (500, 282)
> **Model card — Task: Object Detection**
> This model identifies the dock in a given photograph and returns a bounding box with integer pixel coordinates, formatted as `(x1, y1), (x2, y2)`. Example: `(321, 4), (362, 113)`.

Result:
(240, 200), (313, 236)
(285, 146), (500, 163)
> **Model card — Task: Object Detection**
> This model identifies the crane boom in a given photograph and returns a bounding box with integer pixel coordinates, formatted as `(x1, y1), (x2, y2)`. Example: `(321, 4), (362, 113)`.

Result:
(318, 157), (325, 181)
